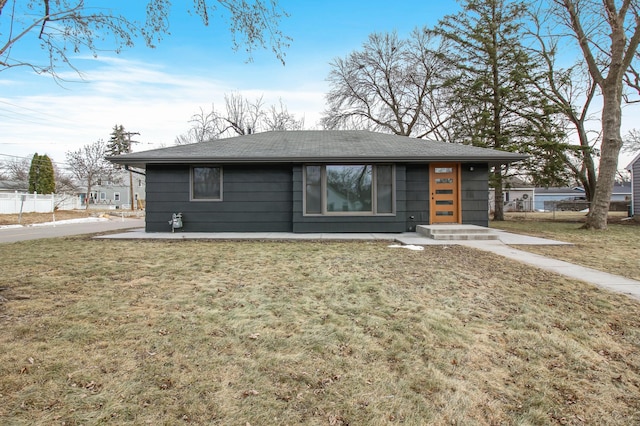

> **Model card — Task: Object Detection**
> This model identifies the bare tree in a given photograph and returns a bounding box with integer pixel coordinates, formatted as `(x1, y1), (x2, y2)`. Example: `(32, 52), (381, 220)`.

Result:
(264, 99), (305, 131)
(0, 1), (290, 81)
(52, 163), (77, 194)
(65, 140), (113, 209)
(623, 128), (640, 154)
(214, 93), (265, 136)
(548, 0), (640, 229)
(526, 10), (601, 201)
(176, 93), (304, 142)
(322, 28), (453, 139)
(0, 157), (30, 187)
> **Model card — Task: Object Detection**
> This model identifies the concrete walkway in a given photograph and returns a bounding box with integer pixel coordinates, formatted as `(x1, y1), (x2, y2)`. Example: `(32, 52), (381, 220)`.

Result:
(99, 228), (640, 302)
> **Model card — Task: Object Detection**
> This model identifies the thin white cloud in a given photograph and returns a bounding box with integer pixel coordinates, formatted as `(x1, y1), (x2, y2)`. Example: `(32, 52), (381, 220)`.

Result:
(1, 56), (326, 163)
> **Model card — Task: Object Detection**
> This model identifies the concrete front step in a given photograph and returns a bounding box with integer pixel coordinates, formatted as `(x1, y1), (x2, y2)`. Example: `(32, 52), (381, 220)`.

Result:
(417, 224), (499, 240)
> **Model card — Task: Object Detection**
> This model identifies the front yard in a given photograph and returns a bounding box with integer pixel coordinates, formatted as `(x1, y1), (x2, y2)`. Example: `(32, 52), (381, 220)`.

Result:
(1, 237), (639, 425)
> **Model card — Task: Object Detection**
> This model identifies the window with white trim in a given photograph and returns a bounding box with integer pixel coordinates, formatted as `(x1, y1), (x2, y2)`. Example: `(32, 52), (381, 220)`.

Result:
(191, 167), (222, 200)
(304, 165), (395, 215)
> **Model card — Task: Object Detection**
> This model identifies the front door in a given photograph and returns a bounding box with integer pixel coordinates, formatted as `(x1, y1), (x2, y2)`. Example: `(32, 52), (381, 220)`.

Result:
(429, 163), (461, 224)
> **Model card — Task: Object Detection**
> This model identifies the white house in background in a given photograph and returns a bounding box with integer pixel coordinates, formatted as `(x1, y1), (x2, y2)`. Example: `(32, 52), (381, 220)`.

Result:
(627, 153), (640, 216)
(80, 171), (146, 210)
(488, 178), (535, 212)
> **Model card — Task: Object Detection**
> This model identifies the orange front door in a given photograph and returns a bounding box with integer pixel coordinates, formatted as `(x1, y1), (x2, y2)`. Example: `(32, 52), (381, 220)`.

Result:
(429, 163), (461, 224)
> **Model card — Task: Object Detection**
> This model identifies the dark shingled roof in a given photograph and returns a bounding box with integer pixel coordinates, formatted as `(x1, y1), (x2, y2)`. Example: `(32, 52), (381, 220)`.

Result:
(108, 130), (527, 168)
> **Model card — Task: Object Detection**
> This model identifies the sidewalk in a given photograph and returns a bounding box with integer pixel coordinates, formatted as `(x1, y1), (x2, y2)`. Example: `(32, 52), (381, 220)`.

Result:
(100, 228), (640, 302)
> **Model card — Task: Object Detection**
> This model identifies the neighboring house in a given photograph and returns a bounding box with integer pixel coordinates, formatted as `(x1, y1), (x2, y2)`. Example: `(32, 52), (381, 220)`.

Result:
(627, 153), (640, 216)
(81, 172), (146, 210)
(488, 177), (535, 212)
(534, 185), (631, 211)
(534, 186), (586, 211)
(0, 180), (27, 193)
(108, 130), (526, 233)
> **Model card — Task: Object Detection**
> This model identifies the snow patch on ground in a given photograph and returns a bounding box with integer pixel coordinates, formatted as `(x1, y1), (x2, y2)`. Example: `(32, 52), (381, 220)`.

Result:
(388, 244), (424, 251)
(0, 217), (110, 229)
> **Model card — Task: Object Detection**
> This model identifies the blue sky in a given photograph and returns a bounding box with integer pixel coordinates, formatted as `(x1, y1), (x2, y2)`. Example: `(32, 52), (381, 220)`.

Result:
(0, 0), (637, 170)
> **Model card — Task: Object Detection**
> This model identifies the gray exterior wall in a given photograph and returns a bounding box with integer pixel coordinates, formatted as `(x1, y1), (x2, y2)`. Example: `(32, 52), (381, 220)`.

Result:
(405, 165), (430, 231)
(460, 163), (490, 226)
(145, 162), (490, 232)
(632, 158), (640, 216)
(145, 164), (293, 232)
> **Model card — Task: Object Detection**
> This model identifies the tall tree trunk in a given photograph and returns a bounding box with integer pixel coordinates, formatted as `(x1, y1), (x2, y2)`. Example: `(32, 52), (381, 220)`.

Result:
(493, 169), (505, 221)
(584, 84), (623, 229)
(575, 124), (597, 203)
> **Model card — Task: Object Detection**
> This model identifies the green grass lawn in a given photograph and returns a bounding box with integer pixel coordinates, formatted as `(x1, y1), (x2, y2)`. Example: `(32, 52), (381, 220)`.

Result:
(1, 237), (639, 425)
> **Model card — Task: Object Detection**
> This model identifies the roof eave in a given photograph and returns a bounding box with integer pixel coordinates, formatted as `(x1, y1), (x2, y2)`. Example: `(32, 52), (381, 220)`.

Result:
(108, 155), (528, 168)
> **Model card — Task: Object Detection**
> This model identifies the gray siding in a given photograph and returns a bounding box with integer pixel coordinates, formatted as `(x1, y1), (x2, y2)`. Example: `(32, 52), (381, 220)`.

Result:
(292, 165), (407, 233)
(144, 162), (491, 233)
(632, 158), (640, 216)
(145, 165), (293, 232)
(405, 165), (430, 231)
(460, 163), (489, 226)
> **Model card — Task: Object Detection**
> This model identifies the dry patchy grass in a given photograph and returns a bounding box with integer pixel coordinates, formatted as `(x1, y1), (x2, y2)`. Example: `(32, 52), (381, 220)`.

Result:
(0, 211), (95, 226)
(1, 238), (639, 425)
(494, 213), (640, 281)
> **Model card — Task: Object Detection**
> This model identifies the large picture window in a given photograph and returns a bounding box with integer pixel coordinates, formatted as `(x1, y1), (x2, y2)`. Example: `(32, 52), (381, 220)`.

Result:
(304, 165), (394, 215)
(192, 167), (222, 200)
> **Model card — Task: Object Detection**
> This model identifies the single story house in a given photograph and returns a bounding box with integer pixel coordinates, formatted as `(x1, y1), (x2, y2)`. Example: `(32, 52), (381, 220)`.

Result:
(627, 153), (640, 216)
(108, 130), (526, 233)
(488, 177), (535, 212)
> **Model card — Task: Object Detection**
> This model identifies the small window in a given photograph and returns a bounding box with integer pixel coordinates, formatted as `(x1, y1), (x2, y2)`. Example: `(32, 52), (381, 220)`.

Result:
(114, 192), (121, 202)
(434, 167), (453, 174)
(100, 192), (106, 201)
(192, 167), (222, 200)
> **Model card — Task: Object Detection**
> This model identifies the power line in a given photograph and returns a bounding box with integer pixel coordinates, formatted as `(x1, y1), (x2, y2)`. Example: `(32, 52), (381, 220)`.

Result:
(0, 152), (71, 169)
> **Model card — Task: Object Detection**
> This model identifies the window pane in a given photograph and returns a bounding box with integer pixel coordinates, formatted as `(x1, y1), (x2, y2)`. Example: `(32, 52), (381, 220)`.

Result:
(435, 167), (453, 173)
(326, 165), (372, 212)
(193, 167), (221, 199)
(305, 166), (322, 214)
(376, 165), (393, 214)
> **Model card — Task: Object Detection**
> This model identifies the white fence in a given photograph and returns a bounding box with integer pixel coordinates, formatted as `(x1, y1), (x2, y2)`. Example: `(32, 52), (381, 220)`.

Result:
(0, 192), (82, 214)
